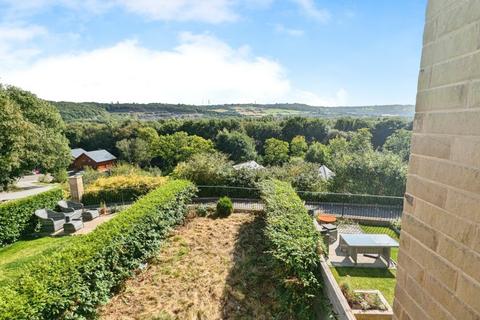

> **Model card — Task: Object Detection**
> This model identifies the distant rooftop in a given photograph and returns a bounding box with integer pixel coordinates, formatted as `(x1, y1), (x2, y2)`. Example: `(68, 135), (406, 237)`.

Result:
(319, 165), (335, 180)
(84, 150), (116, 163)
(71, 148), (86, 158)
(233, 160), (265, 170)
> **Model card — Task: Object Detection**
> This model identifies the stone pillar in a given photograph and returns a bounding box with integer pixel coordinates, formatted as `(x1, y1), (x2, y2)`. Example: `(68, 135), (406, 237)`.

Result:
(69, 175), (84, 202)
(393, 1), (480, 319)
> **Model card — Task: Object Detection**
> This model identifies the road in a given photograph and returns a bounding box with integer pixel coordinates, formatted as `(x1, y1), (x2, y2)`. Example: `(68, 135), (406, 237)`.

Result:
(0, 175), (56, 202)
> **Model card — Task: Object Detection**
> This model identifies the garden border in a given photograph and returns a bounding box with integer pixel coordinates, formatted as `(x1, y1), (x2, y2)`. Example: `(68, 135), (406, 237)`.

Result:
(319, 257), (357, 320)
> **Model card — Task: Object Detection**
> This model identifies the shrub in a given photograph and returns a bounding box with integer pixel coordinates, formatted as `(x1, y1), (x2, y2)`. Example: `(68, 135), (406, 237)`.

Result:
(82, 175), (167, 205)
(259, 179), (323, 319)
(196, 204), (209, 217)
(216, 196), (233, 217)
(0, 180), (196, 319)
(0, 188), (63, 247)
(52, 169), (68, 183)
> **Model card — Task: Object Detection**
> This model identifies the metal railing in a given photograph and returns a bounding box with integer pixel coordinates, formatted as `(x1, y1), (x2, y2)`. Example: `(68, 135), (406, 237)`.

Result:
(195, 185), (404, 221)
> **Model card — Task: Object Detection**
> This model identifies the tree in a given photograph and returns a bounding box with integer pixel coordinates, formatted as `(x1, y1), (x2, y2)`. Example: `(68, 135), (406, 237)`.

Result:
(0, 85), (70, 189)
(305, 142), (330, 164)
(263, 138), (289, 166)
(216, 129), (257, 162)
(383, 129), (412, 162)
(331, 151), (407, 196)
(116, 138), (152, 167)
(0, 94), (26, 189)
(281, 117), (329, 142)
(348, 128), (374, 154)
(334, 117), (371, 132)
(172, 152), (233, 186)
(290, 135), (308, 158)
(152, 131), (214, 172)
(371, 118), (408, 149)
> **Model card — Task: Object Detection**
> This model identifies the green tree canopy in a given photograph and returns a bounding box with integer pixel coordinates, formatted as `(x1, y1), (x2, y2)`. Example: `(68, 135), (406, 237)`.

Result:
(383, 129), (412, 162)
(0, 85), (70, 189)
(305, 142), (330, 164)
(215, 129), (257, 162)
(290, 135), (308, 158)
(263, 138), (289, 166)
(152, 131), (214, 172)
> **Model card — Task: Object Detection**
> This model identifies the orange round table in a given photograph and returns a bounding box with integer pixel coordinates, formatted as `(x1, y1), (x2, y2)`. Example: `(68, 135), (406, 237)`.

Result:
(316, 214), (337, 224)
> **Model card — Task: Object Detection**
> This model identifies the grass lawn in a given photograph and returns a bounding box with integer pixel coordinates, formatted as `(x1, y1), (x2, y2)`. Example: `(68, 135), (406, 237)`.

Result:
(331, 224), (400, 306)
(0, 236), (72, 285)
(331, 267), (397, 306)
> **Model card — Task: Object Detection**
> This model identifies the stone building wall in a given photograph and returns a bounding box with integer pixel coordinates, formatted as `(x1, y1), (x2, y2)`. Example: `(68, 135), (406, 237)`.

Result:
(393, 0), (480, 319)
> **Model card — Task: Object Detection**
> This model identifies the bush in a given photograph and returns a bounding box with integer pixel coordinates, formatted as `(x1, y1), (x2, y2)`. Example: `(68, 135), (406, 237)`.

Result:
(0, 180), (196, 319)
(52, 169), (68, 183)
(0, 188), (63, 247)
(259, 179), (323, 319)
(216, 196), (233, 217)
(196, 204), (209, 217)
(82, 175), (168, 205)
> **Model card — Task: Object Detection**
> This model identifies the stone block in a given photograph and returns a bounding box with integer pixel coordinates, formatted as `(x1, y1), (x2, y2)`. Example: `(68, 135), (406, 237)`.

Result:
(450, 136), (480, 169)
(410, 133), (452, 160)
(445, 188), (480, 224)
(416, 83), (468, 112)
(456, 274), (480, 314)
(405, 175), (447, 208)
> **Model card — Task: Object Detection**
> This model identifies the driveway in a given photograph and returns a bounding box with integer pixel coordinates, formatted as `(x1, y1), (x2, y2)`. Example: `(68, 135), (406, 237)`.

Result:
(0, 175), (56, 202)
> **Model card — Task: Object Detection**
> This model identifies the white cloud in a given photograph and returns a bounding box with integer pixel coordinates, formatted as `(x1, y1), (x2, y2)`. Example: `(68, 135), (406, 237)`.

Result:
(2, 33), (346, 106)
(115, 0), (238, 23)
(0, 24), (48, 70)
(275, 24), (304, 37)
(1, 0), (331, 24)
(292, 0), (330, 23)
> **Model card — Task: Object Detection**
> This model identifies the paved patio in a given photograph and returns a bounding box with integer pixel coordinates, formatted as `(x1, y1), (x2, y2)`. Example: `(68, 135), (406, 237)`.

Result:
(326, 223), (396, 269)
(53, 213), (118, 236)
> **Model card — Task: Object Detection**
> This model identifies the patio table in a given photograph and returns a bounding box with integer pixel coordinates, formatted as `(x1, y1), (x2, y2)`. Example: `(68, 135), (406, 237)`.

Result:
(339, 234), (399, 267)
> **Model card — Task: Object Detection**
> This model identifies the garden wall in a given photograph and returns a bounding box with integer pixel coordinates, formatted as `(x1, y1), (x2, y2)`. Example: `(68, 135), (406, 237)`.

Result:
(0, 188), (63, 247)
(394, 0), (480, 319)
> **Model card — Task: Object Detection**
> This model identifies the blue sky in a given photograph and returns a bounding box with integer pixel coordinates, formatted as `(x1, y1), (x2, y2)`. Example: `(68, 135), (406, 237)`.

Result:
(0, 0), (428, 106)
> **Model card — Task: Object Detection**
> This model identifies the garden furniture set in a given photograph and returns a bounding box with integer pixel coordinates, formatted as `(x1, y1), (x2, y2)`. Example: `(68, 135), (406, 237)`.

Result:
(34, 200), (100, 234)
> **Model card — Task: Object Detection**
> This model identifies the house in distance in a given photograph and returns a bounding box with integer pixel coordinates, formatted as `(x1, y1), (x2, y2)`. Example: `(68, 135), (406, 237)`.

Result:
(70, 148), (117, 172)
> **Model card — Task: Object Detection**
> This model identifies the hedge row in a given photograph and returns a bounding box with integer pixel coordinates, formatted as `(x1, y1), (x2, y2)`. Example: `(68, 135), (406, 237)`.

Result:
(0, 180), (196, 320)
(259, 179), (323, 319)
(0, 188), (63, 247)
(82, 175), (167, 205)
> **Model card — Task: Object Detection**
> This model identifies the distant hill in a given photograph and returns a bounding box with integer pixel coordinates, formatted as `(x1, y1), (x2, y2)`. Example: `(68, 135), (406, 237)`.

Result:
(51, 101), (415, 122)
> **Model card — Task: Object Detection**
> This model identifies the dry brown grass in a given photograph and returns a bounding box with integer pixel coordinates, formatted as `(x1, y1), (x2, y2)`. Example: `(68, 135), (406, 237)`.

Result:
(99, 212), (281, 320)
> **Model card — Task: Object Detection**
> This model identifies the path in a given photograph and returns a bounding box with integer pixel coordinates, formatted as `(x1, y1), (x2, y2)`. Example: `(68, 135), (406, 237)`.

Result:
(100, 213), (282, 319)
(0, 175), (55, 202)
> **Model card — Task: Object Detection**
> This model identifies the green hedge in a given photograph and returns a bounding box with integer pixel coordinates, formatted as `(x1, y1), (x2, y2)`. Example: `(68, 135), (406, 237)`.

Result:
(82, 186), (154, 206)
(0, 180), (196, 320)
(0, 188), (63, 247)
(260, 180), (323, 319)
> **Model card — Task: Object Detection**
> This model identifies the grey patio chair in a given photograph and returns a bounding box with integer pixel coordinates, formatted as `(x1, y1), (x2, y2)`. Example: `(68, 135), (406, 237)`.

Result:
(57, 199), (99, 221)
(35, 209), (66, 233)
(57, 200), (83, 220)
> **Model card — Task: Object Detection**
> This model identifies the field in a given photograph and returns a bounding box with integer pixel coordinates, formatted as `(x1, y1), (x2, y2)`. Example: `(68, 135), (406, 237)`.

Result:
(100, 212), (284, 319)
